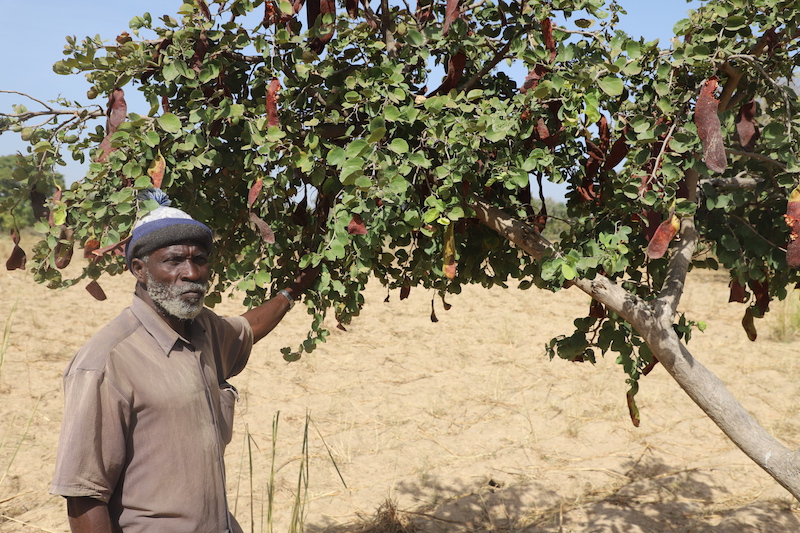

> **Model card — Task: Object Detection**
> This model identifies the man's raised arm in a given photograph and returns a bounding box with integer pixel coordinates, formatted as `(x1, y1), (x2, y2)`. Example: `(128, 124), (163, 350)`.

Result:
(242, 267), (319, 343)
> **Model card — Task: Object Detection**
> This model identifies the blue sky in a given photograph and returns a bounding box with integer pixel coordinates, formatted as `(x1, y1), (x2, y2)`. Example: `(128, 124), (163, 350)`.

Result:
(0, 0), (702, 196)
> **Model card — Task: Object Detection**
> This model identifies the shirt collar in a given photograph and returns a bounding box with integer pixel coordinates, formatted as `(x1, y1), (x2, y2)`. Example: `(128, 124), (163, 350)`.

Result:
(130, 293), (188, 355)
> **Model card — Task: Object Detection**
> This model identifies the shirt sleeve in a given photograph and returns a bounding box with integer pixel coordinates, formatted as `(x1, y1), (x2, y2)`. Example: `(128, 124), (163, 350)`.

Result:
(205, 313), (254, 381)
(50, 367), (130, 502)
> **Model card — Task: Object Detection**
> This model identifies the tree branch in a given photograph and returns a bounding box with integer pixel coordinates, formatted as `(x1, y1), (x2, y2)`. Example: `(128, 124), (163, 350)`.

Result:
(638, 323), (800, 498)
(0, 90), (104, 121)
(379, 0), (398, 58)
(725, 149), (787, 170)
(699, 176), (762, 189)
(471, 197), (554, 259)
(654, 216), (698, 325)
(460, 29), (524, 93)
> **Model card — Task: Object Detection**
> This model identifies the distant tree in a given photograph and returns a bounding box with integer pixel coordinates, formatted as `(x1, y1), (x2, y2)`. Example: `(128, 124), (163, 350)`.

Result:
(0, 154), (65, 231)
(2, 0), (800, 498)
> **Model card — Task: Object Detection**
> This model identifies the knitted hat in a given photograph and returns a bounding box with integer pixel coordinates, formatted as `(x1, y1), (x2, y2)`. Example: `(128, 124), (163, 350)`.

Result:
(125, 189), (213, 269)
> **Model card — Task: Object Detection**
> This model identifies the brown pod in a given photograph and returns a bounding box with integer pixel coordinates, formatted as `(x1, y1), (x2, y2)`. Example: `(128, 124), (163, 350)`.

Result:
(400, 281), (410, 300)
(646, 214), (680, 259)
(346, 214), (367, 235)
(786, 186), (800, 268)
(86, 280), (107, 301)
(83, 239), (101, 260)
(6, 229), (26, 271)
(54, 227), (75, 269)
(588, 299), (606, 318)
(741, 307), (757, 342)
(728, 279), (746, 303)
(443, 222), (456, 280)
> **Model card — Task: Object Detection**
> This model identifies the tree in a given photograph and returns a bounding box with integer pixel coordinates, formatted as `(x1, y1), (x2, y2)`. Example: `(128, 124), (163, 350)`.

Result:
(0, 154), (65, 231)
(2, 0), (800, 498)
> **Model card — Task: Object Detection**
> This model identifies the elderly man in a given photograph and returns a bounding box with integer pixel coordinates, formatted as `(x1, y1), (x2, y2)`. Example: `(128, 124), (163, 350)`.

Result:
(50, 193), (316, 533)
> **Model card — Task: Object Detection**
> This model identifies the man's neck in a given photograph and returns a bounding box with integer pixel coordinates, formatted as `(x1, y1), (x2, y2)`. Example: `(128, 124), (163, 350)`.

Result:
(135, 283), (190, 338)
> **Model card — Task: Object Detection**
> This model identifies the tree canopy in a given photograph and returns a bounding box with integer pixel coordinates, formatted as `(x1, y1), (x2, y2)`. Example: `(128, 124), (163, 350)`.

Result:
(2, 0), (800, 498)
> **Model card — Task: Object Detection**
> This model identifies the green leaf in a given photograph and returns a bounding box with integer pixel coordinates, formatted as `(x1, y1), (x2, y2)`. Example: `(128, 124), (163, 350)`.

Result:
(598, 76), (624, 97)
(346, 139), (369, 158)
(366, 127), (386, 143)
(157, 113), (182, 133)
(407, 29), (424, 46)
(341, 157), (365, 184)
(327, 146), (346, 167)
(144, 131), (160, 147)
(485, 128), (506, 142)
(384, 105), (401, 121)
(388, 138), (409, 154)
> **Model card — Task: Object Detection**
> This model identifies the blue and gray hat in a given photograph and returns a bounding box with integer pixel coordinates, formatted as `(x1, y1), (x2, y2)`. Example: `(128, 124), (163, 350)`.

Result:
(125, 189), (213, 269)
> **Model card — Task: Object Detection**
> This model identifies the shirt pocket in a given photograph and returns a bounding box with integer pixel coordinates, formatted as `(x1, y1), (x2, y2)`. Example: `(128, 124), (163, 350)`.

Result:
(218, 382), (239, 446)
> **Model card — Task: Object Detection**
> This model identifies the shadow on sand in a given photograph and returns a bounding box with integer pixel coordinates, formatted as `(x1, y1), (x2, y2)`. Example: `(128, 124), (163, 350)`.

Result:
(307, 455), (800, 532)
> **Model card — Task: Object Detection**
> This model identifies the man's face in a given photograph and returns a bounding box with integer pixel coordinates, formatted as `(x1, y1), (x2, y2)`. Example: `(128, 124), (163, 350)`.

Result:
(134, 243), (211, 320)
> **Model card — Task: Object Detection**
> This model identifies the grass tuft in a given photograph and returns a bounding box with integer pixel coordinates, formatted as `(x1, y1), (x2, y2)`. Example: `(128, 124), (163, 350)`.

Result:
(1, 292), (20, 384)
(769, 292), (800, 342)
(356, 499), (417, 533)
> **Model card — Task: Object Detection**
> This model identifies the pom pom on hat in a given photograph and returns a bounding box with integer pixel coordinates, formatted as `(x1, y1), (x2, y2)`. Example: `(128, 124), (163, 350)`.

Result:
(125, 188), (213, 269)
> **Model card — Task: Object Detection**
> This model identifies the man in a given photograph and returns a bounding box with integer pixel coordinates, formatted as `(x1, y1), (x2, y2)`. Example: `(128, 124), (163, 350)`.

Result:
(50, 191), (317, 532)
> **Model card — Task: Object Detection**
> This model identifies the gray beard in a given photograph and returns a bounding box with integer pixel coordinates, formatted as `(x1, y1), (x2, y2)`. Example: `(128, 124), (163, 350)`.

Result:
(146, 273), (208, 320)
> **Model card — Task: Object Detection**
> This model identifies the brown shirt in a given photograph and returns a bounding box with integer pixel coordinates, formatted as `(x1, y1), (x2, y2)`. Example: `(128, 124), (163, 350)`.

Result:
(51, 295), (253, 533)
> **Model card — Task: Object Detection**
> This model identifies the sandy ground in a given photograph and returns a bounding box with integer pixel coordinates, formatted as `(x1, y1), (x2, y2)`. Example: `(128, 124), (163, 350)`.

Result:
(1, 235), (800, 532)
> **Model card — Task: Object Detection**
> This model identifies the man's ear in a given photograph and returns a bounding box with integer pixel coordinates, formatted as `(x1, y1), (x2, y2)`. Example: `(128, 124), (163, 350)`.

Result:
(130, 257), (148, 285)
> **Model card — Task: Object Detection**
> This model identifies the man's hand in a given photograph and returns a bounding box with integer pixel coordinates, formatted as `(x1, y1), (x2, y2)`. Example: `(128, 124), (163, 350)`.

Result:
(284, 265), (321, 300)
(67, 497), (113, 533)
(243, 264), (321, 343)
